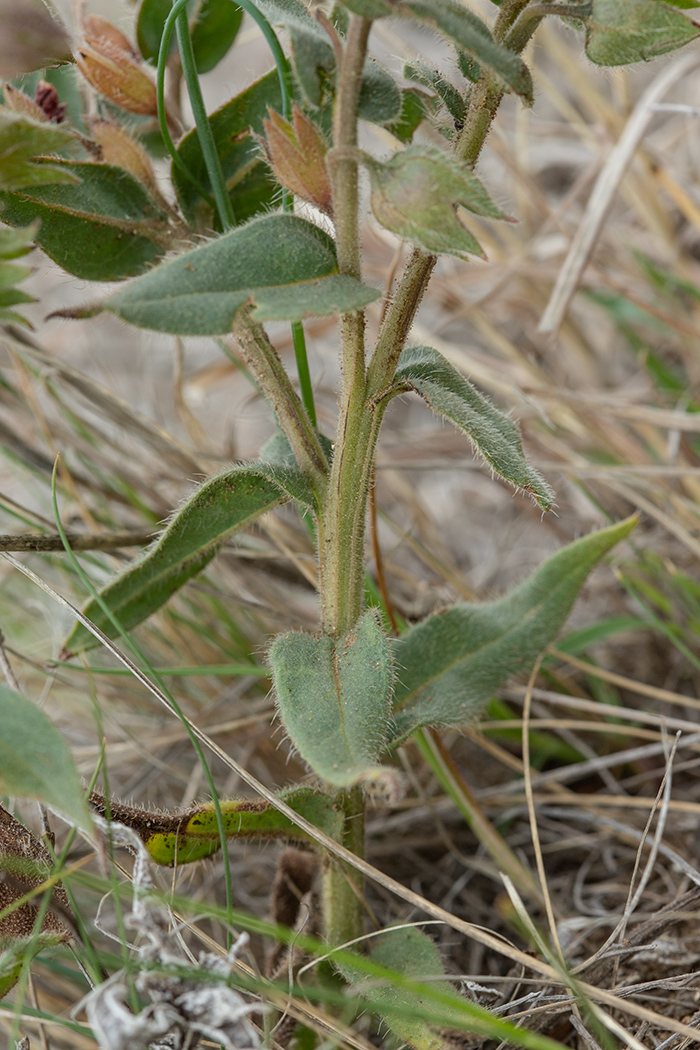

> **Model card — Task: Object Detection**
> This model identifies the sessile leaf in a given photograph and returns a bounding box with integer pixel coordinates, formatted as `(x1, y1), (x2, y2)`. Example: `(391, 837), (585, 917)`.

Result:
(269, 610), (395, 788)
(389, 516), (638, 744)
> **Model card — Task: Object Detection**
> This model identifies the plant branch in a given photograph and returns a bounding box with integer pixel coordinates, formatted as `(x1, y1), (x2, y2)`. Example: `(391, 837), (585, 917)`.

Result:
(0, 531), (156, 552)
(231, 309), (328, 489)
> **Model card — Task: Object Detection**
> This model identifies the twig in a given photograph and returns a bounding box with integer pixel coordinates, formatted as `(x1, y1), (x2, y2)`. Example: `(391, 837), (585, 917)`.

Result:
(0, 531), (156, 552)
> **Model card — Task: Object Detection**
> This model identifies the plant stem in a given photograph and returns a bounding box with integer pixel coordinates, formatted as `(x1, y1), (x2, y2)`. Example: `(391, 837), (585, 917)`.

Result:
(231, 309), (328, 490)
(318, 15), (372, 638)
(322, 787), (365, 946)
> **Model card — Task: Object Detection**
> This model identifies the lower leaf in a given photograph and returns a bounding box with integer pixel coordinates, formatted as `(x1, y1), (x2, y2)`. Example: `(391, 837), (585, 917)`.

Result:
(390, 515), (638, 743)
(270, 609), (394, 788)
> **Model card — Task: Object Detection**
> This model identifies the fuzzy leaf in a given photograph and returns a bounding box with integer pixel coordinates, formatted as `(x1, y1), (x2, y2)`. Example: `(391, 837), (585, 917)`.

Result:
(0, 221), (38, 326)
(0, 160), (173, 281)
(63, 460), (314, 653)
(0, 685), (93, 832)
(337, 926), (467, 1050)
(364, 146), (508, 259)
(336, 926), (567, 1050)
(389, 516), (638, 743)
(101, 214), (379, 334)
(403, 62), (467, 123)
(0, 110), (76, 191)
(394, 345), (554, 509)
(92, 785), (342, 865)
(137, 0), (243, 71)
(174, 70), (281, 230)
(585, 0), (699, 64)
(270, 610), (394, 787)
(387, 87), (434, 144)
(340, 0), (533, 102)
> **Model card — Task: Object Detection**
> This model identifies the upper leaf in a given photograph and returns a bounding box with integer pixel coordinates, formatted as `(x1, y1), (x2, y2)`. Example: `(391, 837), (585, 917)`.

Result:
(63, 460), (312, 653)
(269, 610), (395, 788)
(364, 146), (509, 259)
(0, 109), (76, 191)
(394, 345), (554, 509)
(0, 160), (174, 281)
(0, 684), (93, 832)
(585, 0), (699, 64)
(173, 70), (282, 230)
(102, 213), (379, 334)
(340, 0), (534, 102)
(389, 516), (638, 744)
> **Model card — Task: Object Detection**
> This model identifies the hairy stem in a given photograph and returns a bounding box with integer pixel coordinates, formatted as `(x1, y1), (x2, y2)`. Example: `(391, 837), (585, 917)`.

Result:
(231, 309), (328, 490)
(318, 15), (372, 638)
(322, 787), (365, 946)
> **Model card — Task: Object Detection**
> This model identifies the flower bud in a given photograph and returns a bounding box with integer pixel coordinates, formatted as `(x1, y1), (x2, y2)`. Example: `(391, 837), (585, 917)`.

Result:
(75, 14), (157, 116)
(34, 80), (67, 123)
(2, 83), (46, 122)
(262, 103), (333, 216)
(88, 117), (158, 194)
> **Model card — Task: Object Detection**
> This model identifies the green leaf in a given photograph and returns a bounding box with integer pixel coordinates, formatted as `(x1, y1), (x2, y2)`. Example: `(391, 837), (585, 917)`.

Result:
(337, 926), (468, 1050)
(386, 87), (434, 144)
(95, 785), (342, 865)
(336, 926), (569, 1050)
(389, 516), (638, 743)
(102, 213), (379, 335)
(363, 145), (508, 259)
(403, 62), (466, 123)
(340, 0), (534, 102)
(174, 70), (282, 229)
(269, 610), (395, 788)
(0, 221), (38, 326)
(0, 110), (76, 190)
(0, 161), (173, 281)
(137, 0), (243, 72)
(63, 460), (313, 653)
(394, 345), (554, 509)
(655, 0), (700, 9)
(0, 684), (93, 832)
(585, 0), (699, 64)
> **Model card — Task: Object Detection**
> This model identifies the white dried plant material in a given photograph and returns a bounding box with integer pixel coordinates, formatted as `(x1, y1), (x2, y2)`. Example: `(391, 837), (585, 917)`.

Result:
(80, 899), (260, 1050)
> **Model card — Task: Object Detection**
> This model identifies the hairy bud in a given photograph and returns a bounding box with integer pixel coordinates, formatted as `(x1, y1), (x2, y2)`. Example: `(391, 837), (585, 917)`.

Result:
(75, 14), (157, 116)
(262, 103), (333, 216)
(88, 117), (158, 194)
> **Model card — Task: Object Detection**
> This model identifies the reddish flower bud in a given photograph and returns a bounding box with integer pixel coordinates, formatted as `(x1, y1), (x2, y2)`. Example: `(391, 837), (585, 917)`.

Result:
(75, 14), (157, 116)
(262, 103), (333, 217)
(34, 80), (67, 123)
(88, 117), (158, 194)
